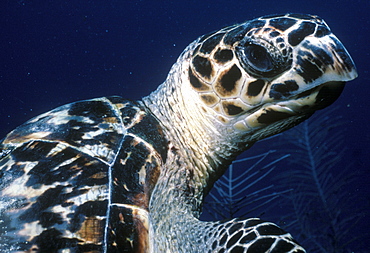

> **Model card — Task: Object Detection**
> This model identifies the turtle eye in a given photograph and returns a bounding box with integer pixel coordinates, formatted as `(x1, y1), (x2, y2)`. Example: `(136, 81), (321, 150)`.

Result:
(236, 40), (289, 78)
(243, 44), (274, 73)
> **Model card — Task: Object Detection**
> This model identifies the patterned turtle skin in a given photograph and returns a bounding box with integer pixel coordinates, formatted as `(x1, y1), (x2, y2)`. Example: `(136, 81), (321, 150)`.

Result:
(0, 14), (357, 252)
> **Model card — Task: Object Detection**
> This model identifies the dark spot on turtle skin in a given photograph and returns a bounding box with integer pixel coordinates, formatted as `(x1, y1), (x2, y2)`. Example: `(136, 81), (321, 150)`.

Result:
(270, 240), (295, 252)
(214, 223), (221, 229)
(257, 110), (292, 124)
(269, 18), (296, 31)
(230, 246), (244, 253)
(192, 55), (213, 78)
(269, 80), (299, 99)
(239, 232), (257, 244)
(225, 222), (233, 228)
(223, 25), (249, 46)
(244, 219), (264, 228)
(276, 37), (284, 43)
(247, 79), (265, 96)
(248, 238), (275, 252)
(61, 201), (74, 207)
(214, 48), (234, 63)
(220, 233), (228, 246)
(257, 224), (286, 235)
(212, 240), (218, 250)
(74, 200), (108, 218)
(200, 94), (218, 106)
(284, 80), (299, 90)
(217, 65), (242, 95)
(301, 40), (334, 66)
(229, 222), (244, 234)
(223, 103), (244, 116)
(315, 25), (331, 37)
(226, 231), (243, 249)
(288, 21), (316, 46)
(296, 52), (323, 83)
(224, 20), (266, 46)
(200, 33), (225, 54)
(188, 68), (210, 91)
(269, 31), (280, 38)
(34, 228), (81, 251)
(39, 211), (64, 227)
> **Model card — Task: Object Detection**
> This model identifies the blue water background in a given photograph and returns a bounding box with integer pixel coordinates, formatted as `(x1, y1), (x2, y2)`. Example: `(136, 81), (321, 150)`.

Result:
(1, 0), (369, 251)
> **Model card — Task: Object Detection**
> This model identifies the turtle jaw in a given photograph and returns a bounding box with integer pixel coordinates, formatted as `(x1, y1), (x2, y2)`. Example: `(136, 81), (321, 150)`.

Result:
(231, 63), (357, 136)
(233, 80), (346, 135)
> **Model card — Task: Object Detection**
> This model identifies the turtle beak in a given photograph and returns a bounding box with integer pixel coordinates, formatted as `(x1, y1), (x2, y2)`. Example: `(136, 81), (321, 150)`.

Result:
(323, 34), (358, 82)
(303, 34), (358, 110)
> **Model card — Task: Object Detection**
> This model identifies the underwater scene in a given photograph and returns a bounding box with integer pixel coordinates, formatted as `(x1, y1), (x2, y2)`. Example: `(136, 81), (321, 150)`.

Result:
(1, 0), (369, 252)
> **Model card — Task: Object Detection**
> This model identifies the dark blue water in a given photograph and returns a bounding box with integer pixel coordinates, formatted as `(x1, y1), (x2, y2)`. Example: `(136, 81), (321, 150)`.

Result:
(1, 1), (369, 252)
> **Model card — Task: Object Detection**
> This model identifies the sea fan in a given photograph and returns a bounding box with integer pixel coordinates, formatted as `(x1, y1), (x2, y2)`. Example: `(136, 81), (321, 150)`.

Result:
(202, 106), (366, 252)
(202, 149), (291, 221)
(271, 107), (365, 252)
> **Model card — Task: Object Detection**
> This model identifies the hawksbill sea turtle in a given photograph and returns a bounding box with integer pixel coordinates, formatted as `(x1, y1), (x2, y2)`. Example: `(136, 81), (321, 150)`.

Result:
(0, 13), (357, 252)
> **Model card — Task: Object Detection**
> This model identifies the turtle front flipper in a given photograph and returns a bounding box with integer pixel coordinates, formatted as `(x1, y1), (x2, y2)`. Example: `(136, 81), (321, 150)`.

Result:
(149, 155), (305, 253)
(205, 218), (304, 253)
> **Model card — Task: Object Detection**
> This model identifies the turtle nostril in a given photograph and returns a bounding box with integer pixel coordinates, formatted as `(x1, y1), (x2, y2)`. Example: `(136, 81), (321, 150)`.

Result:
(314, 81), (346, 110)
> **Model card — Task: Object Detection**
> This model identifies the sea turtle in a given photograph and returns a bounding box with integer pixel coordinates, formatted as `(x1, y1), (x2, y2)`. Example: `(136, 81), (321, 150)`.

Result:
(0, 13), (357, 252)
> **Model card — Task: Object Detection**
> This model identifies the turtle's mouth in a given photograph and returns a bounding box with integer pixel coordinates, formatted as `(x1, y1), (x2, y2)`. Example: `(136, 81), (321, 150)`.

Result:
(308, 81), (346, 110)
(243, 81), (346, 128)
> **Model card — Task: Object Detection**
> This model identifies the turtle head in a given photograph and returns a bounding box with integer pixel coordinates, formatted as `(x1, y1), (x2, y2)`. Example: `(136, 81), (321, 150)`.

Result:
(187, 13), (357, 140)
